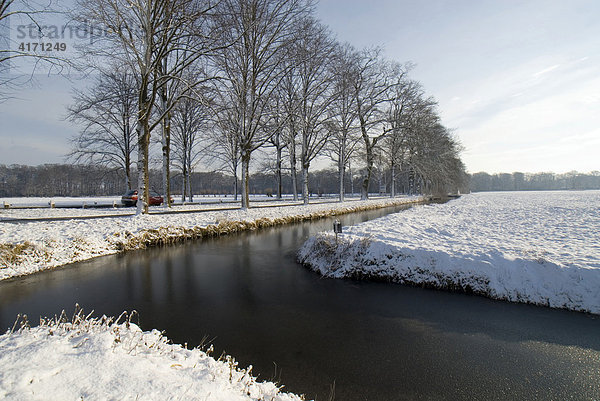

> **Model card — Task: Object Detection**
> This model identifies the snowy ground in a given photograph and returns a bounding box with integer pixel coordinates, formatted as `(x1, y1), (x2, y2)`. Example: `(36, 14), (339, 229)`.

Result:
(0, 310), (303, 401)
(0, 194), (342, 209)
(0, 196), (419, 280)
(299, 191), (600, 314)
(0, 195), (356, 220)
(0, 194), (275, 208)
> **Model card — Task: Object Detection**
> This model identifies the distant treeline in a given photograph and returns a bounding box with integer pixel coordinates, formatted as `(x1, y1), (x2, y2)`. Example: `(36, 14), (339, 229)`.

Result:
(0, 163), (436, 197)
(0, 164), (236, 197)
(470, 171), (600, 192)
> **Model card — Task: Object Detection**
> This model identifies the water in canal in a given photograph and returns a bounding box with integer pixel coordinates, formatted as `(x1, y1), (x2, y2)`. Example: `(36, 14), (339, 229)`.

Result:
(1, 204), (599, 400)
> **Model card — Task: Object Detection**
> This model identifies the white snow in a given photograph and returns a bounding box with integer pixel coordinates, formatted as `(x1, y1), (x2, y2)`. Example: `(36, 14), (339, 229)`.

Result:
(0, 196), (124, 209)
(0, 312), (303, 401)
(0, 196), (419, 280)
(298, 191), (600, 314)
(0, 195), (355, 220)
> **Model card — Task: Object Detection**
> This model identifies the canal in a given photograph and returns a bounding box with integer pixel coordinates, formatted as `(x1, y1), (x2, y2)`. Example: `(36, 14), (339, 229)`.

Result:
(1, 204), (599, 400)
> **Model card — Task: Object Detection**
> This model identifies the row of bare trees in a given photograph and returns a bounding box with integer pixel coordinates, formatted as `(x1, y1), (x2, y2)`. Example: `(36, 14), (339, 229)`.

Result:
(62, 0), (466, 213)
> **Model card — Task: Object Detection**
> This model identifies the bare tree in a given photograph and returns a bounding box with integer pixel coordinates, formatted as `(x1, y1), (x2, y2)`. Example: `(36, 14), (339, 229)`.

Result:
(171, 89), (209, 202)
(353, 48), (409, 199)
(325, 43), (361, 201)
(390, 94), (435, 194)
(157, 49), (211, 207)
(381, 80), (429, 197)
(158, 56), (172, 207)
(67, 66), (137, 191)
(75, 0), (219, 214)
(209, 88), (242, 199)
(292, 17), (336, 204)
(212, 0), (311, 209)
(1, 0), (71, 100)
(214, 122), (241, 200)
(278, 62), (301, 200)
(265, 95), (287, 199)
(392, 96), (467, 195)
(411, 120), (465, 196)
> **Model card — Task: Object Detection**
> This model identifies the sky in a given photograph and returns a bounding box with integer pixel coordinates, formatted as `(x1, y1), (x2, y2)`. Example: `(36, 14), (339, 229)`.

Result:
(1, 0), (599, 174)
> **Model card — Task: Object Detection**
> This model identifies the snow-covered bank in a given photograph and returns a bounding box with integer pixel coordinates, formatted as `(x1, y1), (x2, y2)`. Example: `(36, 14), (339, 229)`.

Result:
(0, 197), (420, 280)
(298, 191), (600, 314)
(0, 310), (303, 401)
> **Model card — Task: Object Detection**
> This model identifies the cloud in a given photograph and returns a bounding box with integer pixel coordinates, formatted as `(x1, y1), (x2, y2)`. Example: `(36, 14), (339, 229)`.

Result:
(441, 55), (600, 173)
(0, 143), (66, 165)
(532, 64), (560, 78)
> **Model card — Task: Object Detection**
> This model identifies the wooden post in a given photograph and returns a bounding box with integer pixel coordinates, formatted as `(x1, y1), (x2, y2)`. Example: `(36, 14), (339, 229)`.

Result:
(333, 219), (342, 244)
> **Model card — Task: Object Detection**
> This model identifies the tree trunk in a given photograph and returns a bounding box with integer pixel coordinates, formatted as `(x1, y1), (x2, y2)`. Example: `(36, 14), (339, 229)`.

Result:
(390, 162), (396, 197)
(338, 156), (345, 202)
(182, 165), (187, 204)
(161, 117), (171, 207)
(361, 145), (374, 200)
(359, 113), (371, 200)
(160, 56), (171, 208)
(125, 162), (131, 192)
(143, 124), (150, 213)
(233, 172), (238, 201)
(136, 129), (145, 215)
(241, 152), (250, 209)
(302, 165), (309, 205)
(289, 143), (298, 201)
(124, 120), (132, 191)
(186, 171), (191, 202)
(349, 159), (354, 196)
(187, 159), (193, 202)
(276, 145), (282, 200)
(136, 115), (150, 215)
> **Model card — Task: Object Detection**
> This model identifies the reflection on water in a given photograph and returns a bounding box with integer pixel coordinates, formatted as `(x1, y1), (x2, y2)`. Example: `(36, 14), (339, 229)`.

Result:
(1, 204), (599, 400)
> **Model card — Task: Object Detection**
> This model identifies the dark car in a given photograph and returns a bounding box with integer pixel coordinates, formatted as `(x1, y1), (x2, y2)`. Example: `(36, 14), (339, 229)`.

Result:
(121, 190), (165, 207)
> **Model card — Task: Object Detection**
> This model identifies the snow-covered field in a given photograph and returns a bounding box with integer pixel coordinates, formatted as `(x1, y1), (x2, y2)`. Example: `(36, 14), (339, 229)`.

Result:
(0, 196), (419, 280)
(0, 311), (302, 401)
(299, 191), (600, 314)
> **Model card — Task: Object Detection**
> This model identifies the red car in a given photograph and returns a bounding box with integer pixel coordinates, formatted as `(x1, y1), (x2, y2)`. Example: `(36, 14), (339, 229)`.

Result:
(121, 190), (165, 207)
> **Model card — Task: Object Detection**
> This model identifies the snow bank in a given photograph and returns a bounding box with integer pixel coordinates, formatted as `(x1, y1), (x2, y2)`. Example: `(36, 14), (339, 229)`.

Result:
(298, 191), (600, 314)
(0, 197), (420, 280)
(0, 310), (303, 401)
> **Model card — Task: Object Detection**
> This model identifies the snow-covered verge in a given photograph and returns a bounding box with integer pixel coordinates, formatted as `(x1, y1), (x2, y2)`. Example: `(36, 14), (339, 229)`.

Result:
(0, 197), (420, 280)
(298, 191), (600, 314)
(0, 195), (306, 219)
(0, 309), (304, 401)
(0, 194), (345, 218)
(0, 194), (281, 209)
